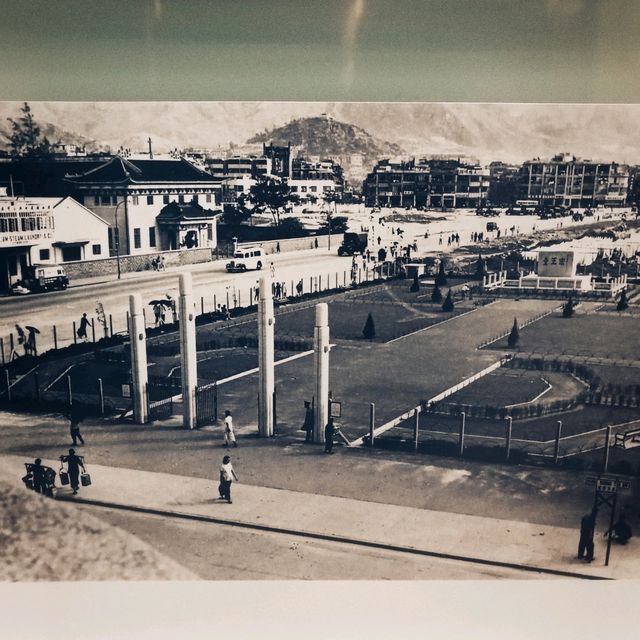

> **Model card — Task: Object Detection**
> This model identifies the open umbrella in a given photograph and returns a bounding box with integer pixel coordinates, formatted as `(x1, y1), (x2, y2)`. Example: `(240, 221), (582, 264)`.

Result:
(148, 299), (173, 307)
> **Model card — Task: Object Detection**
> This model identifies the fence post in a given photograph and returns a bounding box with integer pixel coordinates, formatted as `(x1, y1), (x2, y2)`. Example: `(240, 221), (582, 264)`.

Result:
(9, 333), (14, 354)
(309, 276), (312, 293)
(369, 402), (375, 446)
(34, 372), (40, 402)
(459, 411), (466, 456)
(97, 378), (104, 416)
(505, 416), (512, 461)
(603, 425), (612, 472)
(0, 337), (4, 365)
(414, 407), (420, 451)
(226, 290), (230, 309)
(201, 296), (204, 316)
(343, 270), (346, 287)
(214, 294), (217, 311)
(109, 314), (113, 338)
(553, 420), (562, 464)
(73, 321), (77, 345)
(91, 318), (96, 343)
(4, 369), (11, 402)
(66, 375), (73, 407)
(52, 325), (58, 351)
(335, 272), (338, 289)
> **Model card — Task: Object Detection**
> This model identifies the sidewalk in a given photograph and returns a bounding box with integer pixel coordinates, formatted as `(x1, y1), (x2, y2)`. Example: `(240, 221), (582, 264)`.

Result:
(2, 454), (638, 580)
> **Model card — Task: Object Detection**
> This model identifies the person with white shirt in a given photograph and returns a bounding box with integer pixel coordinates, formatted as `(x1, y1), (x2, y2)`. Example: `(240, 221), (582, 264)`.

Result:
(224, 410), (237, 448)
(219, 455), (239, 504)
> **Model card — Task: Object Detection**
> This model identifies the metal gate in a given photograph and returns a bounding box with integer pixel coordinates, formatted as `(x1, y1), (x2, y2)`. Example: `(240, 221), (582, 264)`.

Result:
(146, 380), (176, 422)
(195, 381), (218, 428)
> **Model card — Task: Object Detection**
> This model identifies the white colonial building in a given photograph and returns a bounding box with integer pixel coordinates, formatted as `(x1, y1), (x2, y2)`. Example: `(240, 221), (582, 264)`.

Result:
(64, 156), (221, 256)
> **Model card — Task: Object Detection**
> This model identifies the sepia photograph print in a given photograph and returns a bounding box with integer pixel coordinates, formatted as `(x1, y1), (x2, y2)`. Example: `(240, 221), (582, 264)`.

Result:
(1, 1), (640, 638)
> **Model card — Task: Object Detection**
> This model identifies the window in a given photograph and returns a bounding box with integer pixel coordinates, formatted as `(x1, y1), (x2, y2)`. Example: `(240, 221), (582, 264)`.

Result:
(92, 244), (102, 255)
(301, 186), (307, 193)
(207, 224), (213, 241)
(163, 194), (170, 204)
(291, 186), (298, 192)
(193, 194), (199, 204)
(149, 227), (156, 247)
(134, 228), (141, 249)
(39, 249), (50, 261)
(94, 195), (100, 206)
(147, 195), (154, 205)
(310, 186), (317, 193)
(132, 196), (139, 206)
(178, 194), (185, 204)
(101, 194), (111, 205)
(62, 246), (82, 262)
(206, 194), (212, 203)
(108, 227), (113, 249)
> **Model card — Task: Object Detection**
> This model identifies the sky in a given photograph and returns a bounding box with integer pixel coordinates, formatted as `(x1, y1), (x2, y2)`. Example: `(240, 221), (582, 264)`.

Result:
(1, 0), (640, 103)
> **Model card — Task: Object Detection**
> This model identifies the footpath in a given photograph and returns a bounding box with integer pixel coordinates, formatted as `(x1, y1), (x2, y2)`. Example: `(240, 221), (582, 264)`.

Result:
(2, 453), (638, 580)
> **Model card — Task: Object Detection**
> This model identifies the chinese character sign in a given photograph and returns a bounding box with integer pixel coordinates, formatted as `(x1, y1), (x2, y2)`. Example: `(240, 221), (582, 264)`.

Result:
(537, 251), (575, 277)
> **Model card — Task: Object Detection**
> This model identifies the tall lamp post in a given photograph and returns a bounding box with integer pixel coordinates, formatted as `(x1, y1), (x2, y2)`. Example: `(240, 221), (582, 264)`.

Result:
(114, 197), (129, 280)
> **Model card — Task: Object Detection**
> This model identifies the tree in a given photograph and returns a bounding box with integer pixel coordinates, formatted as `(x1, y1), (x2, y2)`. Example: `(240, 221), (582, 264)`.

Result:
(410, 274), (420, 292)
(6, 102), (51, 158)
(617, 289), (629, 311)
(442, 289), (454, 312)
(248, 176), (296, 227)
(276, 217), (308, 238)
(320, 215), (349, 234)
(431, 284), (443, 303)
(475, 254), (487, 278)
(362, 312), (376, 340)
(507, 317), (519, 348)
(562, 296), (575, 318)
(222, 193), (253, 226)
(435, 260), (447, 286)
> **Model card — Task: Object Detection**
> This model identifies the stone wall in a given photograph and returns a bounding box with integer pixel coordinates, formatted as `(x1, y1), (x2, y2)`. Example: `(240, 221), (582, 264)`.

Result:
(237, 233), (344, 255)
(63, 248), (212, 280)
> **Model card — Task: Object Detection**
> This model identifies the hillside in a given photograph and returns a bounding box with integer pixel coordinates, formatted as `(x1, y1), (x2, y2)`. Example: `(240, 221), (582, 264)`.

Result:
(247, 116), (404, 180)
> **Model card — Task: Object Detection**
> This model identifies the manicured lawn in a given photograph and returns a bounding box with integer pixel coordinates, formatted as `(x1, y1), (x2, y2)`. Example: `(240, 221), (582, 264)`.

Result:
(491, 313), (640, 360)
(447, 370), (551, 407)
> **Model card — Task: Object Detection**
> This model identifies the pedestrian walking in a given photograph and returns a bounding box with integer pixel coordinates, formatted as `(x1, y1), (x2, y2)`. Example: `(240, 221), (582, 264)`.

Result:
(301, 400), (314, 443)
(324, 417), (335, 454)
(276, 241), (281, 253)
(69, 405), (85, 446)
(223, 410), (237, 448)
(218, 455), (239, 503)
(270, 262), (275, 278)
(59, 448), (86, 495)
(578, 507), (598, 561)
(296, 279), (303, 296)
(76, 313), (90, 342)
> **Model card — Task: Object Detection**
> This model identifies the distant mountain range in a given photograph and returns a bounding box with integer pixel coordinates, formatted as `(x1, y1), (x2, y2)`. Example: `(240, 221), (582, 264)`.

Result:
(1, 102), (640, 167)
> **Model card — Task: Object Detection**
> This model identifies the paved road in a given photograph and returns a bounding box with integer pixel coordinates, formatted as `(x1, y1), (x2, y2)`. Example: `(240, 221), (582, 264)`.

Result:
(0, 249), (353, 353)
(78, 504), (547, 580)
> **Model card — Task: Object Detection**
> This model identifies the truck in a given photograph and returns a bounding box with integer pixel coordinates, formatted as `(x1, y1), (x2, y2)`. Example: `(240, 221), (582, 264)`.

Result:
(337, 232), (368, 256)
(14, 265), (70, 294)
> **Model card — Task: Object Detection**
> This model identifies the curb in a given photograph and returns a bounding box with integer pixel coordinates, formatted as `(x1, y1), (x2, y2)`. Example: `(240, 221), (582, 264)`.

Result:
(58, 495), (611, 581)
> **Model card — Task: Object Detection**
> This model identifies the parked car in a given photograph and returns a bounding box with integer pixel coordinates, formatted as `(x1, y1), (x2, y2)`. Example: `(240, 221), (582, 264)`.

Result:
(337, 232), (368, 256)
(486, 221), (499, 232)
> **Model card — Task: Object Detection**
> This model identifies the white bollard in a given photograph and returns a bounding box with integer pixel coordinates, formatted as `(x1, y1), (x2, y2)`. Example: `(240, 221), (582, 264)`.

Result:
(129, 293), (149, 424)
(179, 273), (197, 429)
(314, 303), (330, 443)
(258, 276), (275, 437)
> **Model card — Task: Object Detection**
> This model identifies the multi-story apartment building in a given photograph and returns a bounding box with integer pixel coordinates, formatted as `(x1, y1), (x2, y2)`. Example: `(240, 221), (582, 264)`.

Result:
(517, 153), (630, 207)
(363, 158), (489, 208)
(206, 156), (272, 180)
(488, 161), (520, 206)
